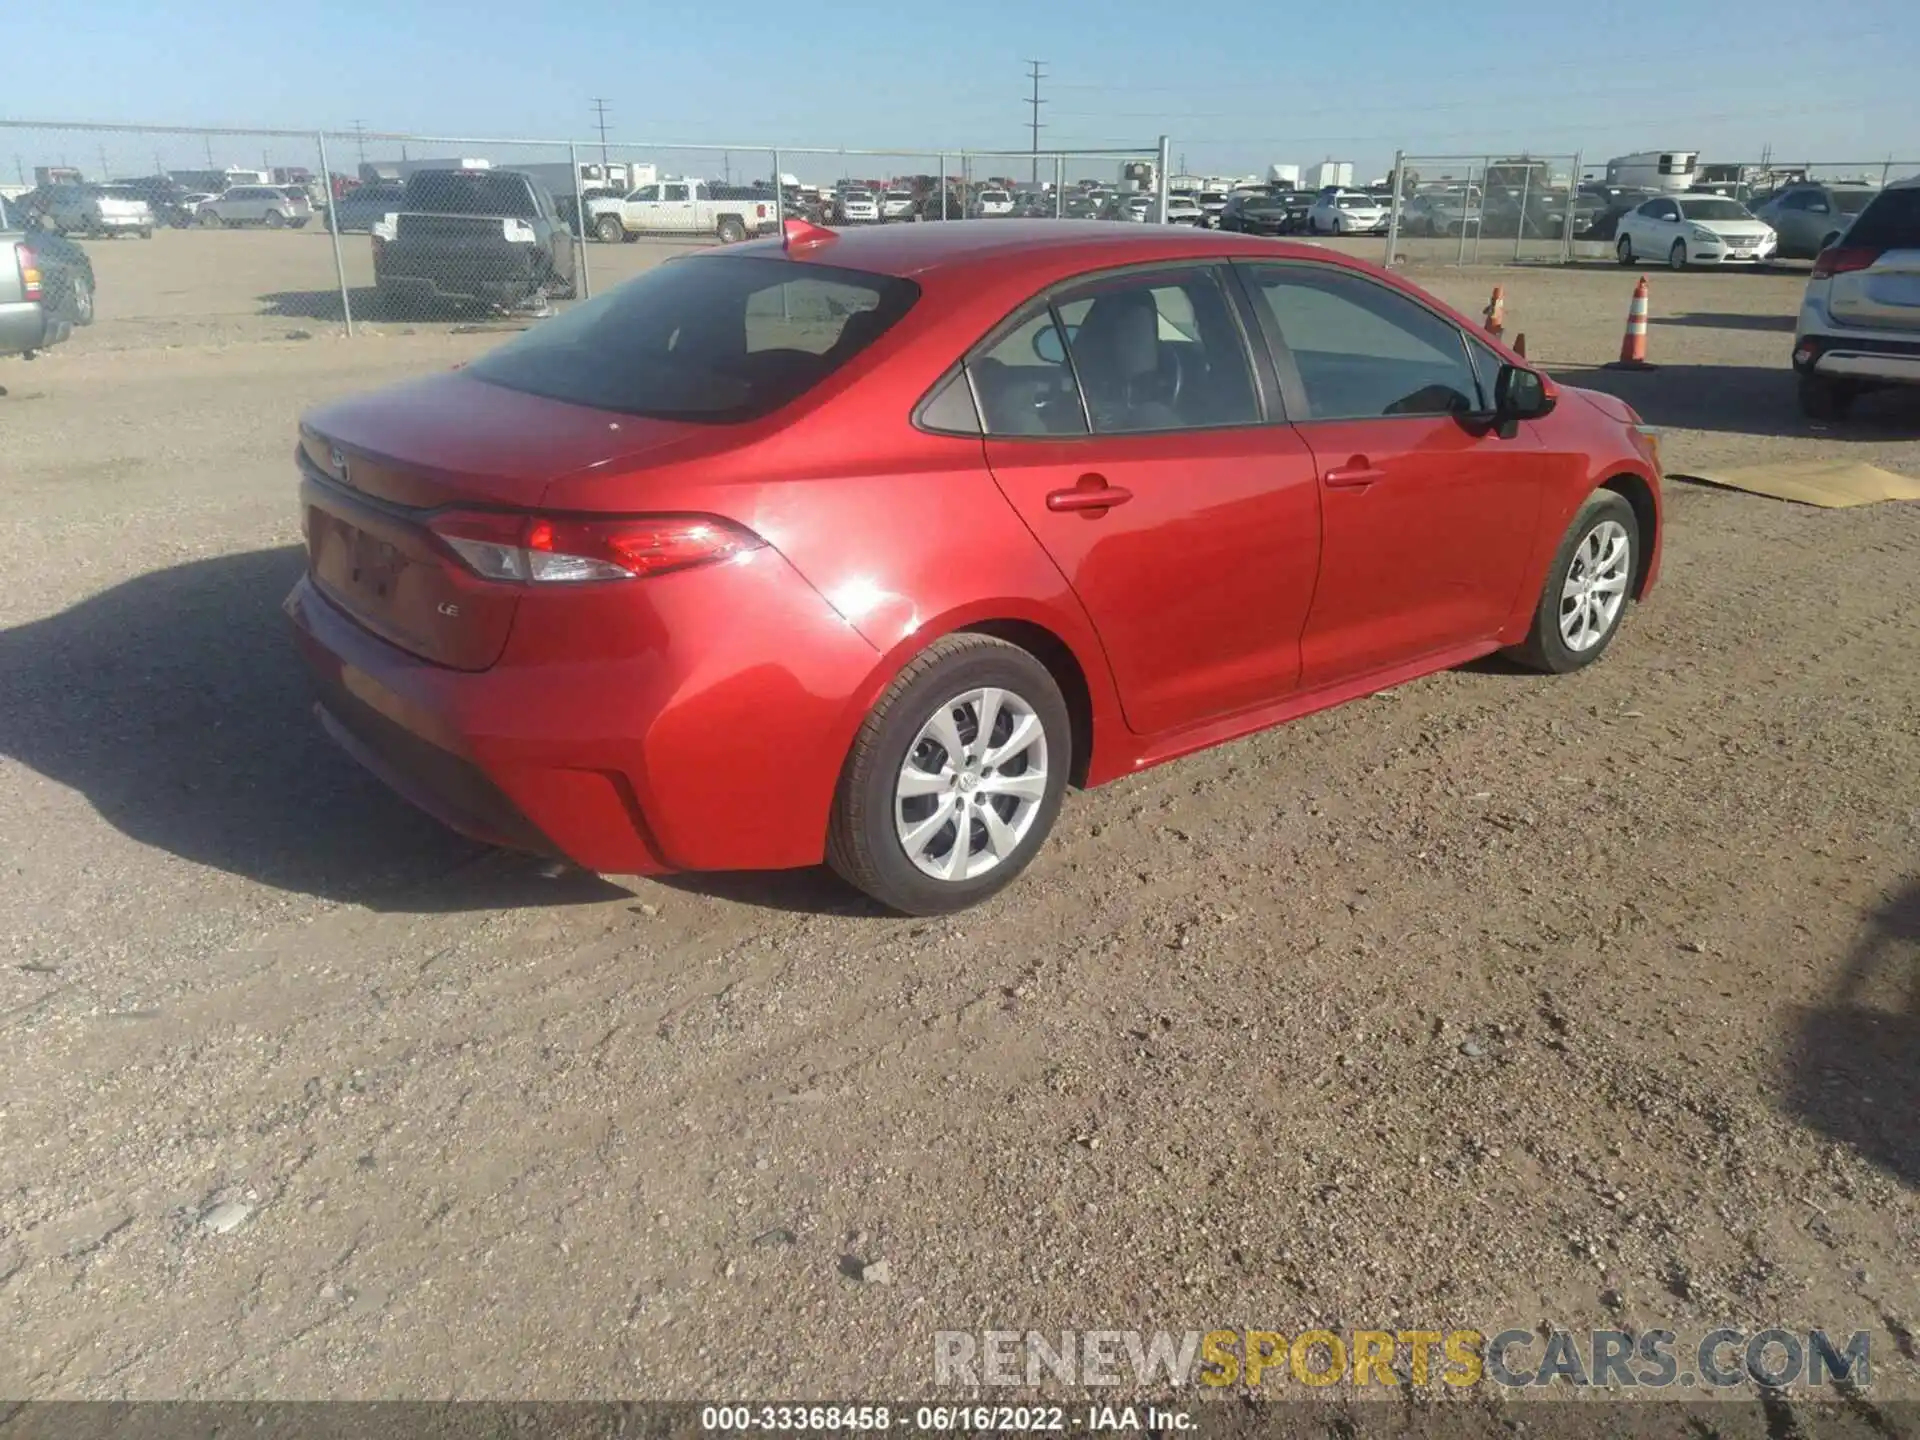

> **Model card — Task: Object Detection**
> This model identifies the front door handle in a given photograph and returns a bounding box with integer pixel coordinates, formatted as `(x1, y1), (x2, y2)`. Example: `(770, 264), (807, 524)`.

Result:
(1047, 476), (1134, 513)
(1324, 459), (1385, 489)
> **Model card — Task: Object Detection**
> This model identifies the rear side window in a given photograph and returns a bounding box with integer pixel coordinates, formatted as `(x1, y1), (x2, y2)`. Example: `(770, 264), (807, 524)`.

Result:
(1835, 190), (1873, 214)
(1844, 188), (1920, 248)
(468, 255), (919, 422)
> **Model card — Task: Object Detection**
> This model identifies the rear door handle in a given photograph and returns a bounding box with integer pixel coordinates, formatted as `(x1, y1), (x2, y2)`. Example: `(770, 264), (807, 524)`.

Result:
(1323, 462), (1385, 489)
(1046, 477), (1134, 513)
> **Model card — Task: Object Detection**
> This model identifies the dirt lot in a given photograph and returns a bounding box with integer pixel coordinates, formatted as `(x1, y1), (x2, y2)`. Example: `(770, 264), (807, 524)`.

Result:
(2, 229), (1918, 1414)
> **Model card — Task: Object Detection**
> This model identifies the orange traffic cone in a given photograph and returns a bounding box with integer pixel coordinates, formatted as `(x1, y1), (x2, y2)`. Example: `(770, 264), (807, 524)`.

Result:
(1512, 332), (1527, 358)
(1605, 276), (1657, 370)
(1483, 285), (1505, 336)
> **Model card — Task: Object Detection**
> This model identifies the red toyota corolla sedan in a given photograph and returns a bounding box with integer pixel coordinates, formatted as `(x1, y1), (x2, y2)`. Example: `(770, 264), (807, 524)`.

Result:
(286, 220), (1662, 914)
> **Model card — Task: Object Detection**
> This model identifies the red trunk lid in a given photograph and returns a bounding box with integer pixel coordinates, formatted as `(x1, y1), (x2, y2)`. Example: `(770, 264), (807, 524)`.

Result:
(299, 370), (714, 671)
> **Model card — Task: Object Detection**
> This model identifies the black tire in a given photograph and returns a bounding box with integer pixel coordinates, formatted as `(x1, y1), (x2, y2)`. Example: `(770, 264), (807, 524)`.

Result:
(199, 210), (222, 229)
(1507, 489), (1640, 675)
(1668, 239), (1688, 271)
(594, 214), (623, 243)
(827, 633), (1072, 916)
(265, 210), (286, 229)
(1616, 234), (1634, 265)
(139, 228), (153, 240)
(69, 273), (95, 326)
(1798, 372), (1856, 421)
(716, 216), (748, 244)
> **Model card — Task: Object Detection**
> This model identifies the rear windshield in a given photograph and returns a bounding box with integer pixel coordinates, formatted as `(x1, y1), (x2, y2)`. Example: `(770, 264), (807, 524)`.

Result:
(468, 255), (920, 423)
(404, 171), (538, 217)
(1844, 188), (1920, 248)
(1677, 198), (1752, 220)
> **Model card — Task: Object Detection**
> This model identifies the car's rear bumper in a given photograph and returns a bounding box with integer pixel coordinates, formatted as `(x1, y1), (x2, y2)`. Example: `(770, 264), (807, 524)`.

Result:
(283, 547), (881, 877)
(0, 299), (65, 355)
(1793, 328), (1920, 386)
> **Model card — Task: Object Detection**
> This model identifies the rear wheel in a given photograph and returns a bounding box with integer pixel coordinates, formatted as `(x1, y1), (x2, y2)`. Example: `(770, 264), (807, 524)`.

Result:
(199, 209), (222, 229)
(827, 634), (1071, 916)
(1616, 233), (1634, 264)
(1668, 238), (1688, 271)
(716, 216), (748, 244)
(265, 210), (286, 229)
(1819, 231), (1842, 254)
(1798, 372), (1856, 421)
(594, 214), (623, 243)
(139, 228), (153, 240)
(1508, 490), (1639, 675)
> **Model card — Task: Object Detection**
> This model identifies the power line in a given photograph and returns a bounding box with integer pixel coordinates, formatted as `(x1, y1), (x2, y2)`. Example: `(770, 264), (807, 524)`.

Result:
(590, 97), (612, 169)
(1025, 60), (1046, 185)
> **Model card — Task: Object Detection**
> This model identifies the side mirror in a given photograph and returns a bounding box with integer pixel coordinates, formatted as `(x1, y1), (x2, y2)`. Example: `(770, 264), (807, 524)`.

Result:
(1493, 364), (1552, 438)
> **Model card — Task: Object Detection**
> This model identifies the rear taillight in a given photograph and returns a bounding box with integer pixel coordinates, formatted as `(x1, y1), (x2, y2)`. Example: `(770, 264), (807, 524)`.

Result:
(428, 511), (765, 584)
(1810, 245), (1881, 279)
(14, 244), (41, 302)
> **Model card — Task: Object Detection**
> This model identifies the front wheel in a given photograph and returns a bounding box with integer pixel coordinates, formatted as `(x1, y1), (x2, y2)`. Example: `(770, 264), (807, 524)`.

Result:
(139, 228), (153, 240)
(1668, 239), (1688, 271)
(827, 633), (1071, 916)
(265, 210), (286, 229)
(1508, 490), (1639, 674)
(199, 210), (222, 229)
(1616, 234), (1634, 265)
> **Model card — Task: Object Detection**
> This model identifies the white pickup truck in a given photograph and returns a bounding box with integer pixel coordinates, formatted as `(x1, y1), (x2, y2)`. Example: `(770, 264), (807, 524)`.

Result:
(586, 179), (780, 244)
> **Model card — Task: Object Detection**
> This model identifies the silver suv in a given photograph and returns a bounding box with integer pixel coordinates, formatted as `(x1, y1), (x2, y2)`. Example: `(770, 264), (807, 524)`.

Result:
(1791, 177), (1920, 419)
(29, 183), (154, 239)
(1751, 182), (1878, 260)
(197, 185), (313, 229)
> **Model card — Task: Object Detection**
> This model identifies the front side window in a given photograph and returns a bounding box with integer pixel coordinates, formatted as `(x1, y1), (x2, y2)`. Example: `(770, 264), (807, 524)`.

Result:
(1246, 264), (1480, 421)
(468, 255), (918, 423)
(628, 184), (661, 203)
(1053, 267), (1260, 434)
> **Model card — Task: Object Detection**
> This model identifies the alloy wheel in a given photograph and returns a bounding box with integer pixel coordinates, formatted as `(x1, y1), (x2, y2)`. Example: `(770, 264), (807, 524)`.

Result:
(894, 686), (1049, 882)
(1559, 520), (1631, 652)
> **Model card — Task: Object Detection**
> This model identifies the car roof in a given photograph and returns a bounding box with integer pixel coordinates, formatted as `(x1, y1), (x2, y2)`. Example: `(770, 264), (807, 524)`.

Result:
(726, 219), (1347, 281)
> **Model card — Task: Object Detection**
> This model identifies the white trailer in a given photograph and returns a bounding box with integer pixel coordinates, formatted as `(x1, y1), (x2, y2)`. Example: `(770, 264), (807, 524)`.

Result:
(1304, 160), (1354, 191)
(1267, 162), (1301, 189)
(1604, 150), (1699, 194)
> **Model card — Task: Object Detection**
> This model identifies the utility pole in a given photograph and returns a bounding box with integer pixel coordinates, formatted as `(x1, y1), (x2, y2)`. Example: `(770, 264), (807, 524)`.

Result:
(98, 143), (110, 180)
(204, 136), (215, 167)
(352, 120), (367, 166)
(591, 97), (612, 169)
(1025, 60), (1046, 185)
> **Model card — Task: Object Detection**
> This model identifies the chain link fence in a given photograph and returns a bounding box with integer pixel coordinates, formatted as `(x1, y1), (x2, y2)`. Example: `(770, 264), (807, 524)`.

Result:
(1380, 152), (1584, 268)
(2, 120), (1166, 341)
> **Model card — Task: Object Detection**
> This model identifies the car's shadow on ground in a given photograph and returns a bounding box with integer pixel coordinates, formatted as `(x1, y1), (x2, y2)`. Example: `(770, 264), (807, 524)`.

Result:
(1651, 311), (1797, 332)
(1782, 879), (1920, 1189)
(1547, 362), (1920, 439)
(0, 546), (633, 913)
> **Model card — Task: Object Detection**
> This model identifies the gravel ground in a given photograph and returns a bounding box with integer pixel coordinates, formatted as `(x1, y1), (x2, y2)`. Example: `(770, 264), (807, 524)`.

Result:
(2, 231), (1918, 1416)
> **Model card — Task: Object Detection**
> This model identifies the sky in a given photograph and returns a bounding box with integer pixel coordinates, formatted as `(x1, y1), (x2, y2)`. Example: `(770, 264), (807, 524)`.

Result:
(3, 0), (1915, 186)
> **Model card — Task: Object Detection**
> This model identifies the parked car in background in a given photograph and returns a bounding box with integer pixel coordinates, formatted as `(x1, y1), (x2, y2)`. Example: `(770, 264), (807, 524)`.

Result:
(972, 188), (1015, 218)
(199, 184), (312, 229)
(1162, 194), (1204, 226)
(325, 184), (407, 233)
(1058, 192), (1100, 220)
(555, 186), (621, 238)
(23, 183), (153, 239)
(1614, 194), (1777, 269)
(1197, 189), (1229, 227)
(880, 189), (915, 221)
(835, 189), (879, 224)
(372, 168), (576, 313)
(1752, 182), (1879, 260)
(1401, 191), (1481, 237)
(1791, 178), (1920, 418)
(110, 176), (197, 228)
(1308, 190), (1389, 234)
(176, 193), (218, 223)
(285, 222), (1662, 916)
(1217, 189), (1296, 235)
(587, 179), (778, 244)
